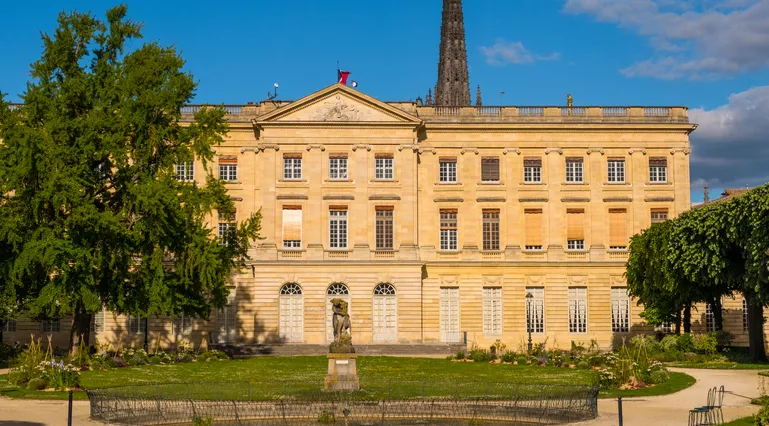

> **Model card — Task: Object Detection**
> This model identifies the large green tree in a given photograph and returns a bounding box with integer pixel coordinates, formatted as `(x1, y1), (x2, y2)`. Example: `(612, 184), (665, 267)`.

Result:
(0, 5), (261, 351)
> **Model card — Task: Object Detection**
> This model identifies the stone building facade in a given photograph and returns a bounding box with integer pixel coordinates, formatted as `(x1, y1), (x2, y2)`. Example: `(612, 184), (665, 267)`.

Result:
(4, 83), (710, 352)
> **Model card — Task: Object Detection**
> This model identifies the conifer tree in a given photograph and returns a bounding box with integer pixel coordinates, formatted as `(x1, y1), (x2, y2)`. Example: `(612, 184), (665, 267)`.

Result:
(0, 5), (261, 351)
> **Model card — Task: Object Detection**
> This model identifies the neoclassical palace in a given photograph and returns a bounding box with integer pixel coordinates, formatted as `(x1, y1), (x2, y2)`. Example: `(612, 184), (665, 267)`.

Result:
(10, 1), (756, 353)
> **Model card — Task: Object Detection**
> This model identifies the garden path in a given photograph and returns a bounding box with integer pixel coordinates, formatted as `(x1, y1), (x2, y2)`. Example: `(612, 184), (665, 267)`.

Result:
(577, 368), (762, 426)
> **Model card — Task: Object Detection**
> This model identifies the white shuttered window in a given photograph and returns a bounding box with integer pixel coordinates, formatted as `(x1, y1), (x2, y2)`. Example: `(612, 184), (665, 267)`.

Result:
(568, 287), (587, 333)
(483, 287), (503, 336)
(611, 287), (630, 332)
(372, 284), (397, 342)
(440, 287), (461, 342)
(279, 284), (304, 343)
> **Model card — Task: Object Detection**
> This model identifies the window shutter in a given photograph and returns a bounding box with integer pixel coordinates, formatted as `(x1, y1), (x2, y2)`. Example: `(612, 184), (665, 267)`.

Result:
(649, 157), (667, 167)
(524, 209), (543, 246)
(524, 157), (542, 167)
(566, 209), (585, 240)
(609, 209), (628, 247)
(481, 157), (500, 181)
(282, 207), (302, 242)
(218, 156), (237, 165)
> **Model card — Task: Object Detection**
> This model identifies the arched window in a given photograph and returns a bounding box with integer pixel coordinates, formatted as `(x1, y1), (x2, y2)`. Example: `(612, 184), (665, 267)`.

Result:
(279, 283), (304, 342)
(326, 283), (351, 342)
(372, 283), (397, 342)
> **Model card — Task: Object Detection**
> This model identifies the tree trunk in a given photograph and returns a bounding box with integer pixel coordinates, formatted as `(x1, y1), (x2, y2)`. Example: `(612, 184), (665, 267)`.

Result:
(746, 294), (767, 362)
(713, 297), (724, 331)
(69, 302), (93, 355)
(0, 319), (4, 344)
(143, 316), (149, 351)
(683, 305), (692, 333)
(675, 311), (682, 335)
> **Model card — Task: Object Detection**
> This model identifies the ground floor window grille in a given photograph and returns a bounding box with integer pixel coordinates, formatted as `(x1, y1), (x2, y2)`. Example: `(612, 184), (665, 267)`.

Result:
(2, 319), (17, 332)
(743, 296), (749, 332)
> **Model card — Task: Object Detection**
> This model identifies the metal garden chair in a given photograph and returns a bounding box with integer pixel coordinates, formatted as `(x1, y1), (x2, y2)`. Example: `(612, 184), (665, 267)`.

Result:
(688, 386), (725, 425)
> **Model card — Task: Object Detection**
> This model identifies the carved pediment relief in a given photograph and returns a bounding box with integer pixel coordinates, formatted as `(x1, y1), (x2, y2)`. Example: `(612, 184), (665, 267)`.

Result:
(441, 275), (459, 285)
(610, 276), (626, 286)
(483, 275), (502, 285)
(278, 94), (393, 122)
(567, 276), (588, 286)
(256, 84), (423, 125)
(525, 276), (545, 286)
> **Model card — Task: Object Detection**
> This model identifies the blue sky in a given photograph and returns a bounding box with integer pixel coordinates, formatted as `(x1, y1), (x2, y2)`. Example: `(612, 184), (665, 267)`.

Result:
(2, 0), (768, 203)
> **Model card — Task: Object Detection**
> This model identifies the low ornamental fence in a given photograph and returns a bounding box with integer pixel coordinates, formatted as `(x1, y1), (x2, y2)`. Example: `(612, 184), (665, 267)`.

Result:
(86, 380), (598, 425)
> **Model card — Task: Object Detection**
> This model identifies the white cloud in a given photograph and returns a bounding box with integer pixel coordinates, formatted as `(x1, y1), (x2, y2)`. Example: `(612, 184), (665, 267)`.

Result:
(689, 85), (769, 188)
(480, 40), (560, 66)
(563, 0), (769, 79)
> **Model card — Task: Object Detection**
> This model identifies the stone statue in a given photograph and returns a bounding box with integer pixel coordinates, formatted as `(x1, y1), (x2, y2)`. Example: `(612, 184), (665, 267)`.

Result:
(567, 94), (573, 107)
(329, 298), (354, 353)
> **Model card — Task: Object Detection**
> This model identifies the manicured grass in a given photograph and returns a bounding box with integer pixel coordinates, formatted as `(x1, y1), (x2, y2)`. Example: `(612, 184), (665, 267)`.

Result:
(667, 361), (769, 370)
(0, 356), (696, 401)
(599, 372), (696, 398)
(721, 416), (754, 426)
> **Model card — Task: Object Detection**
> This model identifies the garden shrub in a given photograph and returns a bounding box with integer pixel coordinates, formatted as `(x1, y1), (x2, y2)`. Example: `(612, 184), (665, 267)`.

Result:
(149, 355), (162, 364)
(469, 348), (489, 363)
(516, 356), (529, 365)
(192, 417), (213, 426)
(659, 335), (678, 352)
(577, 361), (589, 370)
(677, 333), (695, 352)
(26, 378), (47, 390)
(714, 330), (734, 348)
(629, 334), (659, 352)
(693, 333), (718, 355)
(9, 338), (46, 386)
(649, 369), (670, 384)
(127, 357), (140, 366)
(91, 360), (103, 370)
(455, 350), (465, 360)
(0, 343), (21, 366)
(501, 351), (516, 363)
(196, 354), (208, 363)
(755, 404), (769, 426)
(317, 410), (335, 424)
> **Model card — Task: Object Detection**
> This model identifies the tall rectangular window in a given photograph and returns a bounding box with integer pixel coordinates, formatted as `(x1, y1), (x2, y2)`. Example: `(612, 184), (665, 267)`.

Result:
(649, 157), (668, 183)
(282, 206), (302, 249)
(128, 315), (146, 334)
(523, 157), (542, 183)
(173, 314), (193, 337)
(175, 161), (194, 182)
(611, 288), (630, 332)
(524, 209), (543, 250)
(651, 208), (668, 224)
(482, 209), (500, 251)
(440, 287), (461, 342)
(283, 154), (302, 180)
(439, 157), (457, 183)
(92, 310), (105, 333)
(481, 157), (500, 182)
(3, 319), (17, 332)
(329, 154), (348, 180)
(329, 207), (348, 249)
(439, 209), (458, 251)
(565, 157), (584, 183)
(607, 158), (626, 183)
(483, 287), (503, 336)
(525, 287), (544, 333)
(218, 157), (237, 182)
(41, 318), (61, 333)
(566, 208), (585, 250)
(375, 154), (394, 180)
(218, 209), (236, 246)
(568, 287), (587, 333)
(705, 303), (716, 332)
(658, 322), (673, 333)
(608, 208), (628, 250)
(375, 207), (394, 250)
(743, 296), (749, 332)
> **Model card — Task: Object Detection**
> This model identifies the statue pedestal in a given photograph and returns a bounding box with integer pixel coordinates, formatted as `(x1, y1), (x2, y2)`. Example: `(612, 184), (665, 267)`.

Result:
(324, 353), (360, 391)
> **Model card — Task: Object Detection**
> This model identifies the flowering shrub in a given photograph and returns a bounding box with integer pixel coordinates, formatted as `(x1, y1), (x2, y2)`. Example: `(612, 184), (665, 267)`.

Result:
(9, 337), (80, 389)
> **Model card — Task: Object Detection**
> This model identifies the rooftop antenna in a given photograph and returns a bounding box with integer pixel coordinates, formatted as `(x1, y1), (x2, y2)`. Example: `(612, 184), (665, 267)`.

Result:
(266, 83), (279, 102)
(499, 91), (505, 105)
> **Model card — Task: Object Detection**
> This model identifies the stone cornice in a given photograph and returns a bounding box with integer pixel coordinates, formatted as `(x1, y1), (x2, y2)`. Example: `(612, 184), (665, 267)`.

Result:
(276, 194), (309, 200)
(434, 197), (464, 203)
(476, 197), (506, 203)
(603, 197), (633, 202)
(561, 197), (591, 203)
(519, 197), (549, 203)
(369, 194), (401, 201)
(323, 194), (355, 201)
(645, 196), (675, 202)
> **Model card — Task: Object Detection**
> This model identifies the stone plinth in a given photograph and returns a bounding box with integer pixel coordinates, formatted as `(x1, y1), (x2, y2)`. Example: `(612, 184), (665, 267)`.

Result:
(323, 353), (360, 391)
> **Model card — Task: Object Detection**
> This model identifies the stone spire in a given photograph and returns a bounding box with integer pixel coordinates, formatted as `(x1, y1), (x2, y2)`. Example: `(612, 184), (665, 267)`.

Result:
(426, 89), (434, 106)
(476, 85), (482, 106)
(435, 0), (471, 106)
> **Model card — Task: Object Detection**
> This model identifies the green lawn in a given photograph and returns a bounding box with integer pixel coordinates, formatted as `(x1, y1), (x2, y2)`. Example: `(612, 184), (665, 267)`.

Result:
(0, 356), (695, 401)
(722, 416), (754, 426)
(600, 372), (696, 398)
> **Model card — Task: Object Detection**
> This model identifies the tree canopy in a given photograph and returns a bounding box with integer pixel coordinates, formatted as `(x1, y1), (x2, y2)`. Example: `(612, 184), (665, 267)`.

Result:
(626, 184), (769, 360)
(0, 5), (261, 349)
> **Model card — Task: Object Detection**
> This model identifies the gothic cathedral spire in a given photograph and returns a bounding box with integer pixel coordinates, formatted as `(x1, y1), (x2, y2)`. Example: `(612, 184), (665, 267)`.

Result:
(435, 0), (471, 106)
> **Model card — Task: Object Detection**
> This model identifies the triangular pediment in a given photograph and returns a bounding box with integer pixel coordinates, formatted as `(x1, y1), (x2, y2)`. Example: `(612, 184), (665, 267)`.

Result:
(255, 84), (422, 125)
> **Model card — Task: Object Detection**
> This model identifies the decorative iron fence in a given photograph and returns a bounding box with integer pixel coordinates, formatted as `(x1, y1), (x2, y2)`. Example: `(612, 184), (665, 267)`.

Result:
(87, 380), (598, 425)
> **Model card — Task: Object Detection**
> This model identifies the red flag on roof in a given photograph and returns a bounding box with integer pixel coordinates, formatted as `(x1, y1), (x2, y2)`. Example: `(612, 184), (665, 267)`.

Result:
(338, 70), (351, 85)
